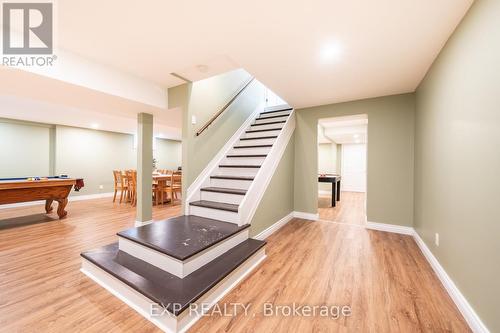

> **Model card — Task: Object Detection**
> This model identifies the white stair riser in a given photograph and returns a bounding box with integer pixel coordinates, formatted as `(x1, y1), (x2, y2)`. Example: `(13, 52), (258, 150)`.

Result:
(189, 205), (239, 224)
(248, 122), (284, 131)
(259, 110), (291, 118)
(231, 147), (271, 155)
(238, 138), (276, 146)
(210, 178), (253, 190)
(216, 167), (260, 177)
(118, 229), (249, 278)
(243, 129), (281, 138)
(254, 115), (289, 124)
(201, 191), (245, 205)
(223, 156), (266, 166)
(264, 104), (291, 112)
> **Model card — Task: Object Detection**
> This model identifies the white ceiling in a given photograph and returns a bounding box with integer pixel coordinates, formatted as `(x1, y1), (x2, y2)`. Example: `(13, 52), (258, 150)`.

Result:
(319, 115), (368, 144)
(0, 67), (181, 139)
(55, 0), (473, 108)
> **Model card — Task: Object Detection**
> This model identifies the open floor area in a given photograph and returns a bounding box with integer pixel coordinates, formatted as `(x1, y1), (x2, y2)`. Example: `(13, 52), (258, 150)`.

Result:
(318, 191), (366, 225)
(1, 1), (497, 330)
(0, 198), (468, 332)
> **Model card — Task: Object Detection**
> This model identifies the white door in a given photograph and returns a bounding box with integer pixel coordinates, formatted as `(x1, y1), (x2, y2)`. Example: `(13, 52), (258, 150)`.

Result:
(341, 143), (366, 192)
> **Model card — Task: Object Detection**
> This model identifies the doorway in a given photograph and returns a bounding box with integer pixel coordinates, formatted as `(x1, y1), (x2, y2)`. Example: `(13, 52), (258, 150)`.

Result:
(317, 115), (367, 224)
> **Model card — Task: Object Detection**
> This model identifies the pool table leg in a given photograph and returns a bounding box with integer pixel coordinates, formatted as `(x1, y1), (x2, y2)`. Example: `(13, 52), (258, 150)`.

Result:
(56, 198), (68, 219)
(45, 199), (54, 214)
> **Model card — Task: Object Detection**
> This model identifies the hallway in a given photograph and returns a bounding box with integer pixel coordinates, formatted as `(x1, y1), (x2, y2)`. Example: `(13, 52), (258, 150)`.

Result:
(318, 191), (366, 225)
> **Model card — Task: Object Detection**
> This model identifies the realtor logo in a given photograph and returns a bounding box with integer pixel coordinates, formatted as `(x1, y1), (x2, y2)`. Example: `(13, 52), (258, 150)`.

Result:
(2, 2), (53, 54)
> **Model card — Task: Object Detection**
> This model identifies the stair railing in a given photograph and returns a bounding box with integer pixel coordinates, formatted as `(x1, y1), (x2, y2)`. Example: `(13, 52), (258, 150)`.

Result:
(195, 76), (255, 136)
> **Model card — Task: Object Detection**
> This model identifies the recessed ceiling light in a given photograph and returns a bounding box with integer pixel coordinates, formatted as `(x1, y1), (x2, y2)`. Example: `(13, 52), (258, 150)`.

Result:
(320, 41), (343, 63)
(90, 123), (99, 129)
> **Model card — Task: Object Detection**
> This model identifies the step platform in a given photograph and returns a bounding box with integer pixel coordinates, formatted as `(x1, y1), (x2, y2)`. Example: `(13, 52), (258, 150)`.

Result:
(81, 239), (266, 333)
(117, 215), (250, 278)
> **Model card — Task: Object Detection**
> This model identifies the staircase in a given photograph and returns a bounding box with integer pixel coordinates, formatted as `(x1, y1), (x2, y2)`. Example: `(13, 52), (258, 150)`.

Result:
(80, 105), (294, 333)
(187, 105), (294, 225)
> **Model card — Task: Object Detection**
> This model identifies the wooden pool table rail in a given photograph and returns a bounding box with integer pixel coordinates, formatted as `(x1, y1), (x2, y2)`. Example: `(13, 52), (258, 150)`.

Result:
(0, 179), (78, 219)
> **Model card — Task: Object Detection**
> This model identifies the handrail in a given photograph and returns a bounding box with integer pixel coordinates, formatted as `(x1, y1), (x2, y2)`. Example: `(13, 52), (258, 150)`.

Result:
(196, 76), (255, 136)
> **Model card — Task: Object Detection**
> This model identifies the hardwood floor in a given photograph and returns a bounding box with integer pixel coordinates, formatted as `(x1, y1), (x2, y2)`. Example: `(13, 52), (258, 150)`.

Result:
(318, 191), (367, 225)
(0, 197), (469, 332)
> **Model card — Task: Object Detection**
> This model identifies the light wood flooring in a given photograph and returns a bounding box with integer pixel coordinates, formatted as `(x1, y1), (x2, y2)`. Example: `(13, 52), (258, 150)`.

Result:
(0, 197), (469, 332)
(318, 191), (367, 225)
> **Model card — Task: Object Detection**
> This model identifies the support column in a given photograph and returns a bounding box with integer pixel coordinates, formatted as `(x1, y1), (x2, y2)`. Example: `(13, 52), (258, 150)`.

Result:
(136, 113), (153, 226)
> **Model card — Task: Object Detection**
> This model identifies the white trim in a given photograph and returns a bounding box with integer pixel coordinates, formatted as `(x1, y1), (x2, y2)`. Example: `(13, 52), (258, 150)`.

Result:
(239, 109), (295, 225)
(318, 190), (331, 196)
(254, 212), (294, 240)
(70, 192), (115, 201)
(184, 101), (264, 215)
(412, 232), (490, 333)
(365, 221), (414, 235)
(135, 219), (153, 227)
(364, 222), (490, 333)
(81, 247), (266, 333)
(292, 211), (319, 221)
(0, 192), (115, 210)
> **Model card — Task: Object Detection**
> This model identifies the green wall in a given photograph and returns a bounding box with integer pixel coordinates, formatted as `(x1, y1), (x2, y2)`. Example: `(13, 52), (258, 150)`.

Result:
(250, 135), (295, 236)
(294, 94), (415, 226)
(0, 119), (181, 196)
(0, 119), (52, 177)
(55, 126), (136, 195)
(155, 138), (182, 171)
(414, 0), (499, 330)
(170, 69), (265, 189)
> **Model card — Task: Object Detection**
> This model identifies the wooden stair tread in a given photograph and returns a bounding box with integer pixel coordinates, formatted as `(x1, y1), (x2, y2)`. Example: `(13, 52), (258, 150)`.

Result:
(210, 175), (254, 180)
(117, 215), (249, 260)
(200, 187), (247, 195)
(255, 114), (289, 121)
(234, 144), (273, 148)
(81, 239), (265, 316)
(219, 165), (261, 168)
(246, 128), (282, 133)
(226, 154), (267, 158)
(189, 200), (239, 212)
(251, 120), (286, 126)
(240, 136), (277, 140)
(260, 107), (293, 115)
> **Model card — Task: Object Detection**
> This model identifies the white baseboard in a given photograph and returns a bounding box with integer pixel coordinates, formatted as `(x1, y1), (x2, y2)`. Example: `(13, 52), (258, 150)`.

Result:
(70, 192), (115, 201)
(135, 220), (153, 227)
(365, 221), (489, 333)
(292, 211), (319, 221)
(318, 190), (331, 196)
(412, 232), (489, 333)
(0, 192), (115, 210)
(365, 221), (414, 235)
(254, 212), (294, 240)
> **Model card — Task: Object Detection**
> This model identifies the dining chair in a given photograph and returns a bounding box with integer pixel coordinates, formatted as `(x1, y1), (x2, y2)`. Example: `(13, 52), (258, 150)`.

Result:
(125, 170), (137, 206)
(112, 170), (128, 203)
(170, 173), (182, 205)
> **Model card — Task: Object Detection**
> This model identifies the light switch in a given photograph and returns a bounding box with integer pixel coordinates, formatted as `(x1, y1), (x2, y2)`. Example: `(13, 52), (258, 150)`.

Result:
(191, 115), (197, 125)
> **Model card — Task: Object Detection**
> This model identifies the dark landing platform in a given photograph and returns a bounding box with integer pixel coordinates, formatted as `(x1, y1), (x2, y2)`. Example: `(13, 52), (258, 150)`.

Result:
(117, 215), (249, 261)
(81, 239), (266, 315)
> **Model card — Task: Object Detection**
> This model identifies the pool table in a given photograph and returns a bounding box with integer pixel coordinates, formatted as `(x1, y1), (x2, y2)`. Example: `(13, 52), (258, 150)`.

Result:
(0, 176), (84, 219)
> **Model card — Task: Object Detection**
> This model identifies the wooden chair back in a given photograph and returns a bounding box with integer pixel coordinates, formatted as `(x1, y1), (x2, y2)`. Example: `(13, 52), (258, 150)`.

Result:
(113, 170), (121, 186)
